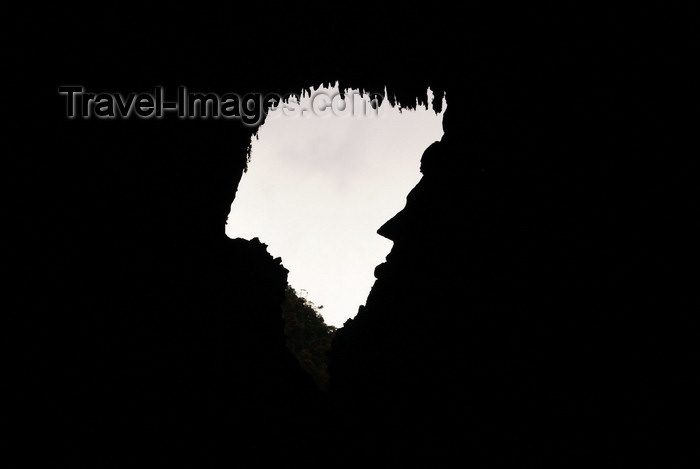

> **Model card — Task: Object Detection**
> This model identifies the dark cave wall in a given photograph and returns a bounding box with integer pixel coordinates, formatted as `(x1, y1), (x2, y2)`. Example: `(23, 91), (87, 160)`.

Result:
(329, 101), (658, 464)
(7, 99), (333, 464)
(328, 32), (687, 467)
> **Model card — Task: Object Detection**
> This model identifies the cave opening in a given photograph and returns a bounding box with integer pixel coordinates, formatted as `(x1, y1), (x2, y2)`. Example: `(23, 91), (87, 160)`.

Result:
(226, 83), (445, 329)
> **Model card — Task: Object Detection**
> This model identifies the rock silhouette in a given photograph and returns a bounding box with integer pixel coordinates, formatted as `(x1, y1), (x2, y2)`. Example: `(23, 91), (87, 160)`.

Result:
(5, 4), (688, 468)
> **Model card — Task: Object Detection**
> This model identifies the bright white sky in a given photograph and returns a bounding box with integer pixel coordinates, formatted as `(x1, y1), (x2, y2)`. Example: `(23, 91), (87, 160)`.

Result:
(226, 83), (445, 327)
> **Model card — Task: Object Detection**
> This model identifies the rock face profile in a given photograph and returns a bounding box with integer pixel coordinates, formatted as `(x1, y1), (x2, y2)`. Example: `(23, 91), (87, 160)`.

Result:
(5, 4), (688, 467)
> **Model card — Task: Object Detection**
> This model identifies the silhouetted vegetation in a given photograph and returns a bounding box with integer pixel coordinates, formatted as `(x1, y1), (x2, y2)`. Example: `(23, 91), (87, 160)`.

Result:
(281, 285), (336, 391)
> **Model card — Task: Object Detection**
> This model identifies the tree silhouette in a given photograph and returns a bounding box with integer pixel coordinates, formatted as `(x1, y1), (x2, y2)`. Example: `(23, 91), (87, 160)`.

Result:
(280, 284), (336, 391)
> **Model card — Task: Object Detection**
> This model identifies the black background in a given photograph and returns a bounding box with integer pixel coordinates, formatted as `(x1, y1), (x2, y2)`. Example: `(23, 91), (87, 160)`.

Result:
(3, 3), (692, 467)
